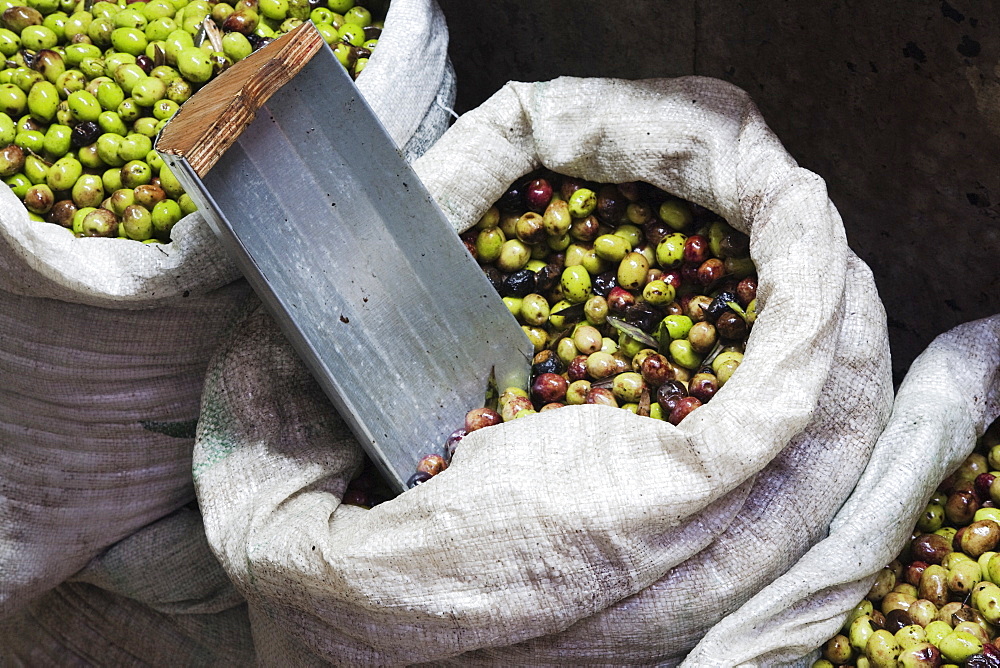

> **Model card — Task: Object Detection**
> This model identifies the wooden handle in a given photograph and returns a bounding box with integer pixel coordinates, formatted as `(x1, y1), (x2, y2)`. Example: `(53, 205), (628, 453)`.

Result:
(155, 22), (325, 177)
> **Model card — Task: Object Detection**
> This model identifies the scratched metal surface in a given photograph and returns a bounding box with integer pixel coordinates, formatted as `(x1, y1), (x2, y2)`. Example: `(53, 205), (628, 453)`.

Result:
(160, 43), (532, 492)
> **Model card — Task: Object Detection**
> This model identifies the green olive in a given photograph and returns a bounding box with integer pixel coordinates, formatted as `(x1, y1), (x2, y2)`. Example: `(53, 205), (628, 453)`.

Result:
(655, 232), (686, 268)
(121, 202), (153, 240)
(566, 187), (596, 218)
(658, 198), (693, 231)
(27, 80), (59, 122)
(175, 45), (212, 82)
(95, 79), (124, 110)
(65, 88), (101, 122)
(343, 4), (369, 26)
(583, 295), (608, 325)
(894, 625), (927, 649)
(86, 16), (114, 46)
(4, 172), (31, 197)
(15, 128), (44, 153)
(0, 27), (19, 55)
(937, 630), (982, 663)
(864, 629), (900, 668)
(46, 154), (81, 190)
(642, 279), (675, 305)
(612, 372), (645, 403)
(113, 63), (145, 95)
(20, 24), (57, 50)
(593, 233), (631, 262)
(55, 68), (86, 97)
(560, 265), (592, 304)
(100, 165), (122, 192)
(661, 314), (693, 340)
(70, 172), (103, 207)
(712, 351), (744, 375)
(80, 206), (118, 236)
(23, 153), (49, 183)
(119, 159), (151, 188)
(95, 131), (124, 165)
(617, 251), (649, 290)
(668, 339), (701, 370)
(113, 7), (146, 30)
(519, 293), (549, 327)
(579, 248), (607, 276)
(0, 83), (26, 116)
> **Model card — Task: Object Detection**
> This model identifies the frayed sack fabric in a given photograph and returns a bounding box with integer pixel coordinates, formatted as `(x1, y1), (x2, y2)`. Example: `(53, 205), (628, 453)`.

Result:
(683, 314), (1000, 667)
(0, 506), (255, 666)
(193, 76), (893, 665)
(0, 0), (454, 618)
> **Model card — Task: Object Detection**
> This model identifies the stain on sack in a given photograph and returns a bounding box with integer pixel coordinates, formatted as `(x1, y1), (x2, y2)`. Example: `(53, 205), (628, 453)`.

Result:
(140, 419), (199, 438)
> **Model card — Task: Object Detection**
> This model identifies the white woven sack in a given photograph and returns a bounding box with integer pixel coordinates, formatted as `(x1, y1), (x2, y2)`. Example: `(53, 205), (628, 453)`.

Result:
(192, 76), (892, 665)
(0, 506), (255, 665)
(0, 0), (453, 619)
(683, 314), (1000, 667)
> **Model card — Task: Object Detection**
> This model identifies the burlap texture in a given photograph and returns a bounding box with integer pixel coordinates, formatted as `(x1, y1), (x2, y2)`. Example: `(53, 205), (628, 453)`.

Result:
(0, 507), (254, 666)
(684, 314), (1000, 667)
(0, 0), (454, 621)
(192, 76), (892, 665)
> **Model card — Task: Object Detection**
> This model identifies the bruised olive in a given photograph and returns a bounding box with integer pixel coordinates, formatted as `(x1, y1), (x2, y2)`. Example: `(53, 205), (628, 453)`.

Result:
(45, 198), (76, 227)
(688, 373), (719, 403)
(716, 311), (749, 340)
(531, 349), (564, 377)
(531, 372), (567, 404)
(464, 407), (502, 433)
(736, 276), (757, 306)
(416, 454), (447, 476)
(668, 396), (702, 425)
(585, 387), (617, 407)
(607, 286), (635, 314)
(911, 533), (953, 565)
(640, 353), (674, 388)
(596, 184), (626, 225)
(947, 491), (980, 526)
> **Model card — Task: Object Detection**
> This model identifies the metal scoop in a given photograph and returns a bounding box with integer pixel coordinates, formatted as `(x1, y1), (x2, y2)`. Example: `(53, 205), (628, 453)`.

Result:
(156, 23), (532, 493)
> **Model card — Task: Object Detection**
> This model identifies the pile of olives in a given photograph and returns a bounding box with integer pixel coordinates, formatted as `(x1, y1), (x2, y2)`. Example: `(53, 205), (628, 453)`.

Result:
(814, 420), (1000, 668)
(403, 171), (759, 489)
(0, 0), (380, 240)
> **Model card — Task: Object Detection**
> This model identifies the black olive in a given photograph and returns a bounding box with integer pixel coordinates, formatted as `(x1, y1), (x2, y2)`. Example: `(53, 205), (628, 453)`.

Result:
(704, 291), (738, 323)
(20, 49), (35, 70)
(534, 263), (561, 293)
(482, 266), (503, 293)
(135, 54), (153, 74)
(406, 471), (432, 488)
(246, 33), (263, 49)
(363, 25), (382, 40)
(624, 302), (662, 333)
(531, 349), (564, 378)
(71, 121), (100, 147)
(592, 270), (618, 297)
(720, 230), (750, 258)
(500, 269), (536, 298)
(882, 608), (913, 634)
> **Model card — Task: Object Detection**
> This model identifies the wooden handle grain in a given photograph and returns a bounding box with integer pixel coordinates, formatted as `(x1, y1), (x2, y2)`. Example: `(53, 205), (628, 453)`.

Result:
(155, 22), (325, 177)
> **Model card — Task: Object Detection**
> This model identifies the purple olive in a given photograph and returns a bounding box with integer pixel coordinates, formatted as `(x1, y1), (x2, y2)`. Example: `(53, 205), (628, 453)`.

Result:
(531, 372), (568, 404)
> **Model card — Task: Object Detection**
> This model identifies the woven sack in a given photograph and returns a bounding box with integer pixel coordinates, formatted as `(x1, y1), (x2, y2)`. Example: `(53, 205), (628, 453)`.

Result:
(192, 76), (893, 665)
(0, 506), (255, 665)
(0, 0), (454, 617)
(685, 314), (1000, 667)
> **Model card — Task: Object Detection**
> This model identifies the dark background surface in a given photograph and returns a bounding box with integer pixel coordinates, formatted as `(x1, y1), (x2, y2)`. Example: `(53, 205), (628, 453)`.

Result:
(436, 0), (1000, 384)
